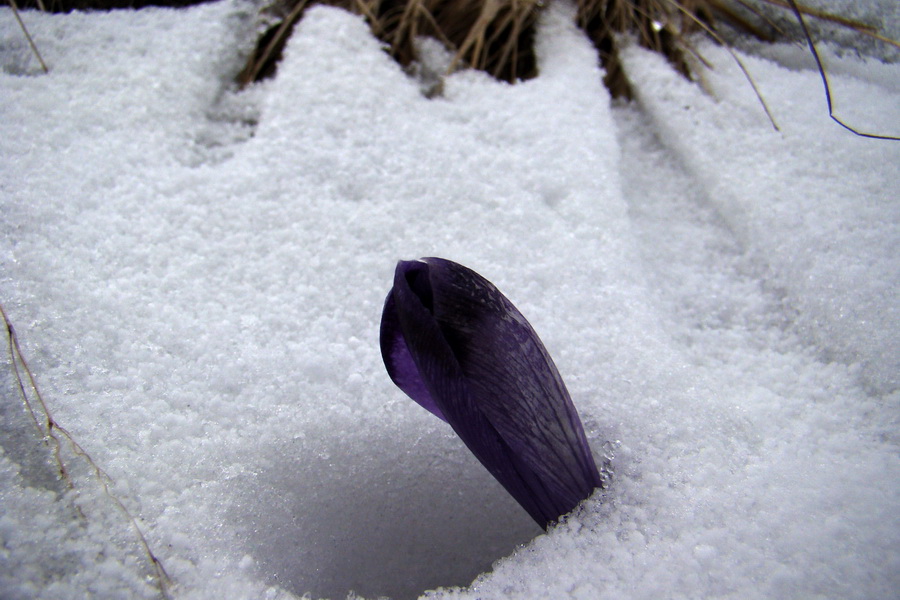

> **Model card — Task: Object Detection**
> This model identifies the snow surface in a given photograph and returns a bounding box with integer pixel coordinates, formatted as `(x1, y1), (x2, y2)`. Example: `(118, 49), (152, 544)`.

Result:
(1, 1), (898, 599)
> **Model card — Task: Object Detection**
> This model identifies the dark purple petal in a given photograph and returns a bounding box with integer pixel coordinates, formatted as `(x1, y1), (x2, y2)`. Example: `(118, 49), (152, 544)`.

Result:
(380, 288), (446, 421)
(380, 258), (604, 529)
(424, 259), (602, 510)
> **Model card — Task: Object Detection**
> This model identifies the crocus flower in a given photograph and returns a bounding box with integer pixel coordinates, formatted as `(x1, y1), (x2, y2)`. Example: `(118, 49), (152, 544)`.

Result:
(380, 257), (603, 529)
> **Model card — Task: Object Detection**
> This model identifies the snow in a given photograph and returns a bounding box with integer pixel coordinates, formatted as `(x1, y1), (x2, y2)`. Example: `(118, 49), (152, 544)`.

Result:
(1, 1), (898, 599)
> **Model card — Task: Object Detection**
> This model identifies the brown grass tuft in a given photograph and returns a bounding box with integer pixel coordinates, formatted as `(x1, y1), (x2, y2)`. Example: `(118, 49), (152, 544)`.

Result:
(237, 0), (541, 87)
(575, 0), (714, 98)
(11, 0), (897, 135)
(236, 0), (896, 107)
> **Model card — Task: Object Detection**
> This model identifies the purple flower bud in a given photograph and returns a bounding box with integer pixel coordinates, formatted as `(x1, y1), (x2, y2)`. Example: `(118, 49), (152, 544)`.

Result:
(380, 257), (604, 529)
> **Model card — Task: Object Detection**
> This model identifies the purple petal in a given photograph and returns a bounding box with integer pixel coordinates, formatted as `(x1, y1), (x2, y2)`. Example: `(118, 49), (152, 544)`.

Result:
(380, 288), (446, 421)
(423, 259), (602, 512)
(380, 258), (603, 528)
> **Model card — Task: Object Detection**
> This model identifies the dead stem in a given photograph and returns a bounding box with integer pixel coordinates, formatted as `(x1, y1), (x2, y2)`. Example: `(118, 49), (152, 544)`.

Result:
(1, 303), (173, 600)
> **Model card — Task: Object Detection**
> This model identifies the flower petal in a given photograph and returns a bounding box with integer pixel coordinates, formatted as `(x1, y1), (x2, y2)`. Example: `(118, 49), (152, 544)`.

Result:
(422, 258), (602, 516)
(380, 287), (446, 421)
(380, 258), (603, 528)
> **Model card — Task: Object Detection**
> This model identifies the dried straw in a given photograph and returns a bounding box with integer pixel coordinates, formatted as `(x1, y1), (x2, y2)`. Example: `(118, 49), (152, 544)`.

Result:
(238, 0), (895, 106)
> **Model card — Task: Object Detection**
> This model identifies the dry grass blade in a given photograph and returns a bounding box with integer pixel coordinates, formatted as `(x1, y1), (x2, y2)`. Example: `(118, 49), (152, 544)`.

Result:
(716, 0), (899, 50)
(762, 0), (876, 31)
(664, 0), (780, 130)
(2, 303), (173, 600)
(423, 0), (539, 81)
(237, 0), (311, 86)
(711, 0), (782, 40)
(448, 0), (501, 72)
(863, 29), (900, 51)
(784, 0), (899, 141)
(8, 0), (49, 73)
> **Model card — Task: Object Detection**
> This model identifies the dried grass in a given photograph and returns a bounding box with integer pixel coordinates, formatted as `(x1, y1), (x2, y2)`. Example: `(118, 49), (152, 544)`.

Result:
(2, 303), (173, 599)
(12, 0), (896, 106)
(238, 0), (727, 95)
(237, 0), (541, 87)
(237, 0), (896, 106)
(8, 0), (49, 72)
(233, 0), (899, 138)
(8, 0), (897, 134)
